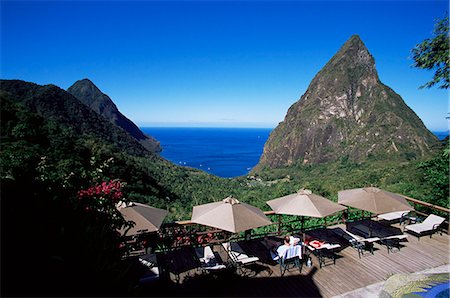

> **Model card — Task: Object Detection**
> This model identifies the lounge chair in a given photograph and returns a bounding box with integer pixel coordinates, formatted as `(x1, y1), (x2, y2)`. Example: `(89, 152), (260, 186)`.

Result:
(277, 244), (302, 276)
(404, 214), (445, 240)
(379, 234), (408, 253)
(377, 210), (410, 224)
(331, 228), (380, 258)
(222, 242), (259, 275)
(349, 223), (407, 254)
(305, 240), (340, 268)
(137, 253), (160, 284)
(194, 245), (226, 271)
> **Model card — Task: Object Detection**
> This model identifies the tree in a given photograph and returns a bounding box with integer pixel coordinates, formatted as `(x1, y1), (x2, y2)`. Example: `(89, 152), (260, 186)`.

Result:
(417, 148), (450, 209)
(411, 15), (449, 89)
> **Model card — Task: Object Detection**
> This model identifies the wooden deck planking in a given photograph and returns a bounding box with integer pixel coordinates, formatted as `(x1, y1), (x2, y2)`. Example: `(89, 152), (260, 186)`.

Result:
(154, 224), (449, 297)
(311, 226), (449, 297)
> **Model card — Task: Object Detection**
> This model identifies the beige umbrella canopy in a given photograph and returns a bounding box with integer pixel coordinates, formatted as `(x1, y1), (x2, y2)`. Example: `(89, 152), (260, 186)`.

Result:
(191, 196), (272, 233)
(267, 188), (347, 218)
(118, 202), (168, 236)
(338, 187), (414, 215)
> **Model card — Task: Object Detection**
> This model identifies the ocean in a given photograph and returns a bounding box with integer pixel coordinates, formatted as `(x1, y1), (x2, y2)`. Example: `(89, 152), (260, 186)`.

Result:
(141, 127), (448, 178)
(141, 127), (272, 178)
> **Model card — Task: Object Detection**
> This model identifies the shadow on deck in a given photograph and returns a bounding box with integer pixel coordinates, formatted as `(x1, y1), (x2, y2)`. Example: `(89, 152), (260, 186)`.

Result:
(136, 266), (322, 297)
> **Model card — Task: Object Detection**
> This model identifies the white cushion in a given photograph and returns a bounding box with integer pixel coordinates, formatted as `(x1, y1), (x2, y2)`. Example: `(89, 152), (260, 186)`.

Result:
(405, 214), (445, 233)
(377, 211), (410, 221)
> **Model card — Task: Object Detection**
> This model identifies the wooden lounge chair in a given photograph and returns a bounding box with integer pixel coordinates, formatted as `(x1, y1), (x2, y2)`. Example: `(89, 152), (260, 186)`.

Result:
(331, 228), (380, 258)
(194, 245), (226, 272)
(404, 214), (445, 240)
(222, 242), (259, 275)
(277, 244), (302, 276)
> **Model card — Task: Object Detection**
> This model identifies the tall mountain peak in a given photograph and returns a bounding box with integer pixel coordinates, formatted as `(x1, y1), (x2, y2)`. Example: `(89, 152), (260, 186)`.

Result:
(69, 79), (103, 106)
(68, 79), (161, 153)
(333, 34), (376, 70)
(255, 36), (440, 170)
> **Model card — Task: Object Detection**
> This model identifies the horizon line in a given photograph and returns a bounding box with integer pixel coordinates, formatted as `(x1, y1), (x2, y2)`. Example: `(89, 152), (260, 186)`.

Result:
(139, 126), (449, 133)
(139, 126), (276, 129)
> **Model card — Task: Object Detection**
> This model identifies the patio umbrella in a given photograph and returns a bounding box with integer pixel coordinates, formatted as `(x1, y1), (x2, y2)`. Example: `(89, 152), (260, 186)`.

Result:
(267, 188), (347, 218)
(267, 188), (346, 254)
(118, 202), (169, 236)
(338, 187), (414, 215)
(190, 196), (272, 233)
(267, 188), (346, 234)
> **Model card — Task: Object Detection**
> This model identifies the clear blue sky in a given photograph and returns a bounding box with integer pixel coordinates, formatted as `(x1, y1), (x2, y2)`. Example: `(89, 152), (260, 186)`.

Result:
(1, 1), (449, 131)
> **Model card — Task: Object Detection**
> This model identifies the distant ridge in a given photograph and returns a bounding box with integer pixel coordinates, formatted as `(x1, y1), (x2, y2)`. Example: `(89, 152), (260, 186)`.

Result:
(255, 35), (440, 170)
(68, 79), (161, 153)
(0, 79), (154, 158)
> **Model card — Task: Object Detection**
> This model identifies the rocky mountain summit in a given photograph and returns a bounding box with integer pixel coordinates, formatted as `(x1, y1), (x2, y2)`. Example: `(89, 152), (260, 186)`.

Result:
(68, 79), (161, 153)
(256, 35), (440, 170)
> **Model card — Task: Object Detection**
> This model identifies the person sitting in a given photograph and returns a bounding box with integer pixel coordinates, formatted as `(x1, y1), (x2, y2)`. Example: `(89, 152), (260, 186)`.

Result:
(275, 236), (292, 259)
(263, 235), (301, 261)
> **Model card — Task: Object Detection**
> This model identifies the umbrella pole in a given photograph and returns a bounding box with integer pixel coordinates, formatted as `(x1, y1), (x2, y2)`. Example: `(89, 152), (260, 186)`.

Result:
(278, 214), (282, 237)
(301, 216), (306, 256)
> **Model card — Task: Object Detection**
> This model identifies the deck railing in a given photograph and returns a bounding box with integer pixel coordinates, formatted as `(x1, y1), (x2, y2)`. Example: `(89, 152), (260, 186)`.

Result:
(127, 196), (449, 254)
(404, 196), (449, 234)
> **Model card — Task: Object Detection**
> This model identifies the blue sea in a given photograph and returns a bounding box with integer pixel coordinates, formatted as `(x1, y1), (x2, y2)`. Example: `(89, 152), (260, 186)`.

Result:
(141, 127), (272, 178)
(141, 128), (448, 178)
(433, 131), (449, 141)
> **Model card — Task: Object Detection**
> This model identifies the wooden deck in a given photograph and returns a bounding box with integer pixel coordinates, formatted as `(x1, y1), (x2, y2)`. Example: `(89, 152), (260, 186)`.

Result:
(137, 224), (449, 297)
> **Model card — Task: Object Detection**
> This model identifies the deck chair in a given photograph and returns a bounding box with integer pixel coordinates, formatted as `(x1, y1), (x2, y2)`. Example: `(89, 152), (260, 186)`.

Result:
(138, 254), (160, 284)
(404, 214), (445, 240)
(277, 245), (302, 276)
(306, 241), (340, 268)
(377, 210), (410, 225)
(194, 245), (226, 272)
(331, 228), (380, 258)
(350, 223), (406, 254)
(222, 242), (259, 275)
(379, 234), (408, 253)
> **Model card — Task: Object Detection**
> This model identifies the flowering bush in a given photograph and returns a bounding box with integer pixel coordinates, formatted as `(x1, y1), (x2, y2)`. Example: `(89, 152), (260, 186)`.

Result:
(77, 179), (127, 230)
(78, 180), (123, 204)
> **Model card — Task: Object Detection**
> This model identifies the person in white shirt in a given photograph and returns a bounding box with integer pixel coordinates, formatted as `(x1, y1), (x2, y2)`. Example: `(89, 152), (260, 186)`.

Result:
(275, 236), (291, 260)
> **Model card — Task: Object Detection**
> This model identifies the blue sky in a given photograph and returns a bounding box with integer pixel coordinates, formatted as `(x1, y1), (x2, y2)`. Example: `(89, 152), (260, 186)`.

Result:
(1, 1), (449, 131)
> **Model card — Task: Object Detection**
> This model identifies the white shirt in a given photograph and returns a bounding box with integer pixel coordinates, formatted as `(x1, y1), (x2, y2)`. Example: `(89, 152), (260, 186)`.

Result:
(276, 244), (289, 259)
(289, 236), (300, 245)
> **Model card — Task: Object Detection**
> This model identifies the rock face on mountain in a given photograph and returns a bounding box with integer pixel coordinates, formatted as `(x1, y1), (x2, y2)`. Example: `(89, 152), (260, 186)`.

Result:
(256, 35), (440, 170)
(68, 79), (161, 153)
